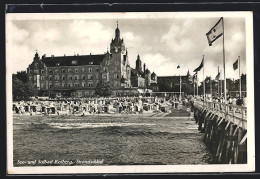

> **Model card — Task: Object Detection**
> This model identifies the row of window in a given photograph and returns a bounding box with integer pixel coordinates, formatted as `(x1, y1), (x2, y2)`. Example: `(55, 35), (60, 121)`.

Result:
(46, 74), (96, 81)
(30, 74), (121, 81)
(30, 68), (99, 74)
(30, 66), (128, 75)
(46, 82), (94, 88)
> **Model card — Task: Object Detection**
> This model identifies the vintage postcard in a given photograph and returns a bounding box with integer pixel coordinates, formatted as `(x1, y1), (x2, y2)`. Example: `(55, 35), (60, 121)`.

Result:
(6, 12), (255, 174)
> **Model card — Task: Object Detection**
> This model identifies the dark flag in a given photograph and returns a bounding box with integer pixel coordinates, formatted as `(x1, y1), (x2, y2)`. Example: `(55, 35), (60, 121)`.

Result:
(193, 59), (204, 72)
(215, 72), (220, 80)
(206, 17), (223, 46)
(177, 65), (180, 69)
(233, 59), (238, 70)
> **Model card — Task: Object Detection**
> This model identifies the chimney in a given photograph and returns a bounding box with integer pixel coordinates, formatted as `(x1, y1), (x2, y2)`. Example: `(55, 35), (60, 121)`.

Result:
(51, 55), (54, 58)
(64, 54), (66, 56)
(77, 54), (79, 56)
(90, 53), (92, 55)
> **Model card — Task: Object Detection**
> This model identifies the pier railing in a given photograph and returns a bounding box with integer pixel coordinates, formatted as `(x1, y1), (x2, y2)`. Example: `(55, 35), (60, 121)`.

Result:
(193, 100), (247, 130)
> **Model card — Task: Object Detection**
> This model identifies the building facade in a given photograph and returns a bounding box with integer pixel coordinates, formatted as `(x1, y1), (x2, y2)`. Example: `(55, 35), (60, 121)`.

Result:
(27, 23), (157, 98)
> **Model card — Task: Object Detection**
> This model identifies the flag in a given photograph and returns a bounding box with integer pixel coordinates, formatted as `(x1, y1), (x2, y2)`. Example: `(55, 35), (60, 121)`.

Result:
(233, 59), (238, 70)
(206, 17), (223, 46)
(215, 72), (220, 80)
(177, 65), (180, 69)
(193, 59), (204, 72)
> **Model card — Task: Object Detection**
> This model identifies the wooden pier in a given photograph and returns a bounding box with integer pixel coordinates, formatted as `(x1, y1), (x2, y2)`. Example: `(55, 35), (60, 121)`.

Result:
(193, 100), (247, 164)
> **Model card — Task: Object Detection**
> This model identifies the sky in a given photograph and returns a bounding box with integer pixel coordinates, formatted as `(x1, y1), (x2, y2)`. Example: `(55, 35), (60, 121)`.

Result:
(7, 14), (247, 82)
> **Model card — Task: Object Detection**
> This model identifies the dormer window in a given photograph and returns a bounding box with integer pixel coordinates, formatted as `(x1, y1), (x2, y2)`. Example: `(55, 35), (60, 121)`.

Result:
(72, 60), (77, 65)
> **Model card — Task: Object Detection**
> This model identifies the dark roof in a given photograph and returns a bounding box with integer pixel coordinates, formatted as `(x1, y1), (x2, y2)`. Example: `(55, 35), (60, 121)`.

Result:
(41, 54), (106, 67)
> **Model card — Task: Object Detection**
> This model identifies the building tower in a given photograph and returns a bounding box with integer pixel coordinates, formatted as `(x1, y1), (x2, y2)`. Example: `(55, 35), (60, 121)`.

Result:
(136, 54), (142, 71)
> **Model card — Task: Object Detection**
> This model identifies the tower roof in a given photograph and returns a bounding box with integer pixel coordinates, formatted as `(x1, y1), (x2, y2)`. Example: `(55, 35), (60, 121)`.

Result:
(187, 69), (190, 76)
(137, 54), (141, 61)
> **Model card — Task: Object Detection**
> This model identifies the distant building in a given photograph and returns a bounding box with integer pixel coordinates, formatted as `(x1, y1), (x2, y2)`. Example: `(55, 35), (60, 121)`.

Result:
(157, 70), (193, 94)
(26, 22), (157, 98)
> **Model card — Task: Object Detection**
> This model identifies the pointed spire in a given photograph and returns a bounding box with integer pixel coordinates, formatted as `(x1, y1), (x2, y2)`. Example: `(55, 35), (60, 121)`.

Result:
(117, 20), (118, 28)
(34, 50), (39, 58)
(187, 68), (190, 76)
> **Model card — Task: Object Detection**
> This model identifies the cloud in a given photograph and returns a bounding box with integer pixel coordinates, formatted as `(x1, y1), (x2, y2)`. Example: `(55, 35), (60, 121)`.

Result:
(11, 24), (29, 42)
(70, 20), (112, 44)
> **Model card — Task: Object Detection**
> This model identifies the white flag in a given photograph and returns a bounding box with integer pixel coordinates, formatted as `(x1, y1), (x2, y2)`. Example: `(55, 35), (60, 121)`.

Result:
(206, 17), (223, 46)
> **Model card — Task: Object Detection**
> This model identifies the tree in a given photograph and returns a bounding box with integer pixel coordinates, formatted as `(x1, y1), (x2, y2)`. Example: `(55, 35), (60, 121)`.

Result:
(16, 70), (27, 83)
(95, 81), (114, 97)
(12, 73), (38, 100)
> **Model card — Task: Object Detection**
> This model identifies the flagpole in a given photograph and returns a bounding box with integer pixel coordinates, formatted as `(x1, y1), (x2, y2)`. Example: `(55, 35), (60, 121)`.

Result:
(218, 66), (219, 97)
(197, 76), (199, 96)
(239, 56), (241, 98)
(203, 55), (205, 100)
(220, 70), (222, 97)
(222, 17), (227, 103)
(193, 78), (195, 96)
(180, 73), (182, 100)
(210, 76), (212, 96)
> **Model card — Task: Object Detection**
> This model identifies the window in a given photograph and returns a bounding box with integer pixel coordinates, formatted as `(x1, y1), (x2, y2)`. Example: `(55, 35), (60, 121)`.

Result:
(62, 83), (65, 87)
(88, 75), (93, 80)
(49, 70), (52, 73)
(82, 82), (86, 87)
(88, 82), (93, 87)
(40, 83), (44, 88)
(41, 76), (44, 80)
(96, 74), (99, 80)
(55, 82), (60, 87)
(89, 68), (92, 73)
(34, 63), (39, 67)
(96, 68), (99, 72)
(82, 68), (85, 72)
(41, 70), (44, 74)
(55, 69), (59, 73)
(82, 75), (85, 80)
(62, 76), (65, 80)
(49, 76), (52, 80)
(75, 69), (78, 73)
(72, 60), (77, 65)
(34, 69), (39, 73)
(74, 83), (80, 87)
(68, 69), (72, 73)
(55, 75), (59, 80)
(74, 76), (78, 80)
(49, 84), (52, 88)
(68, 83), (71, 87)
(62, 69), (66, 73)
(104, 68), (107, 72)
(68, 76), (73, 80)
